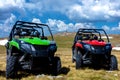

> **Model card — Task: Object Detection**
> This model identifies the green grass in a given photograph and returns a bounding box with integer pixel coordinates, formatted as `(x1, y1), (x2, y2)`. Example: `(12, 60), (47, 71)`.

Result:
(54, 34), (74, 48)
(0, 34), (120, 80)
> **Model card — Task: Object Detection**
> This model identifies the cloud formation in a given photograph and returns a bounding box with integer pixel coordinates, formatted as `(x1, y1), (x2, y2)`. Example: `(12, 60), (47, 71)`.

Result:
(28, 0), (120, 22)
(46, 19), (95, 34)
(32, 18), (41, 23)
(1, 0), (119, 22)
(0, 0), (120, 37)
(17, 0), (120, 22)
(66, 0), (120, 22)
(0, 0), (25, 21)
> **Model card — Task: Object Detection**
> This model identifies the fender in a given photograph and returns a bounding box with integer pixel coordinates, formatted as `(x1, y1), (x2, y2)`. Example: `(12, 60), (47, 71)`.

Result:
(9, 40), (19, 49)
(75, 42), (83, 48)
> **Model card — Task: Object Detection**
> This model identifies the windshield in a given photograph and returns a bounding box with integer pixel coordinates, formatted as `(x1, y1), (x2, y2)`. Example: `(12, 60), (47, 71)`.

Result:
(11, 21), (54, 41)
(75, 29), (109, 43)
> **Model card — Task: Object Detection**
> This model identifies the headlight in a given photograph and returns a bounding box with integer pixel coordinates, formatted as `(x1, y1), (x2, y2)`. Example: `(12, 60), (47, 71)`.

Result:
(20, 43), (35, 52)
(49, 41), (57, 52)
(84, 44), (91, 51)
(21, 43), (30, 50)
(106, 45), (111, 50)
(91, 46), (95, 51)
(31, 45), (35, 51)
(48, 44), (57, 53)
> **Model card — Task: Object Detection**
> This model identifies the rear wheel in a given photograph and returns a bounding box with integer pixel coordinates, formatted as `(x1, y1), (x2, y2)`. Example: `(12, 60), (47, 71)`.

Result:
(109, 55), (118, 70)
(6, 55), (18, 78)
(52, 57), (61, 75)
(75, 48), (83, 69)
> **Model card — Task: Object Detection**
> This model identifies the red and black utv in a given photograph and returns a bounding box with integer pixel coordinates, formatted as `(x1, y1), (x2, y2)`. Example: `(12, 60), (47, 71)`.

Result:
(72, 29), (118, 70)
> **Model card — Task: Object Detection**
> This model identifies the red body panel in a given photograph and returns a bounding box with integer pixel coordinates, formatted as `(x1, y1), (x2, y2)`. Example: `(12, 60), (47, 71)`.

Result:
(75, 42), (83, 48)
(75, 40), (106, 48)
(83, 40), (106, 46)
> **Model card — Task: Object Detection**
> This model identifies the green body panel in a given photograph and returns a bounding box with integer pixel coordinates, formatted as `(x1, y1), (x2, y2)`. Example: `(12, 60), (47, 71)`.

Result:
(19, 37), (50, 45)
(9, 37), (50, 50)
(9, 40), (19, 49)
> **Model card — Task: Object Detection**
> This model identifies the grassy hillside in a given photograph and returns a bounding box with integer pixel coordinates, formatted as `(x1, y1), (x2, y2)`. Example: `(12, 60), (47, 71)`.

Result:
(0, 34), (120, 80)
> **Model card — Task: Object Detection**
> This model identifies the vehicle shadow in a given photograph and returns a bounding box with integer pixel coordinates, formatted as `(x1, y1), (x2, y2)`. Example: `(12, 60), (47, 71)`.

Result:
(0, 70), (6, 77)
(15, 67), (70, 79)
(60, 67), (70, 75)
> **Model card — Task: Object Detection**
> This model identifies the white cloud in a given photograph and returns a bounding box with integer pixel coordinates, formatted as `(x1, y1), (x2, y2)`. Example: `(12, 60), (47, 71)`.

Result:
(46, 19), (67, 32)
(102, 25), (110, 31)
(112, 22), (120, 30)
(47, 19), (57, 27)
(102, 25), (112, 34)
(0, 0), (25, 8)
(1, 0), (120, 22)
(56, 20), (67, 31)
(75, 23), (85, 30)
(46, 19), (95, 33)
(47, 19), (59, 32)
(31, 0), (120, 22)
(66, 0), (120, 22)
(101, 22), (120, 34)
(67, 23), (74, 32)
(5, 14), (16, 25)
(32, 18), (41, 23)
(0, 0), (120, 37)
(67, 4), (90, 21)
(0, 14), (16, 33)
(0, 0), (25, 21)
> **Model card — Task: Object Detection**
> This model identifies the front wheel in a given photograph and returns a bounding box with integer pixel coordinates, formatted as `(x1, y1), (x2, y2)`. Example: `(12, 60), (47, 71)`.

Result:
(6, 55), (18, 78)
(52, 57), (61, 75)
(109, 55), (118, 70)
(75, 48), (83, 69)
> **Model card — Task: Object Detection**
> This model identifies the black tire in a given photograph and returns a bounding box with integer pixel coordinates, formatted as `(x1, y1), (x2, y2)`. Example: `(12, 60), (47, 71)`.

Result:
(6, 55), (18, 78)
(75, 48), (83, 69)
(110, 55), (118, 70)
(52, 57), (61, 75)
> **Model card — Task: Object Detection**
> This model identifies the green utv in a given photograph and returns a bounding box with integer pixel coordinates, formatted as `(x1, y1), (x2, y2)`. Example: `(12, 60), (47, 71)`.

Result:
(6, 21), (61, 78)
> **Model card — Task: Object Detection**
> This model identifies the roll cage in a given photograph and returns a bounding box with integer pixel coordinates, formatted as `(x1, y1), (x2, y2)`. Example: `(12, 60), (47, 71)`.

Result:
(74, 29), (110, 42)
(9, 21), (54, 41)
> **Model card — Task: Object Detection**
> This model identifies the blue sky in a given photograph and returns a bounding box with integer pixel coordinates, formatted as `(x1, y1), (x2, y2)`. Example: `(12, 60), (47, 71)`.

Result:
(0, 0), (120, 37)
